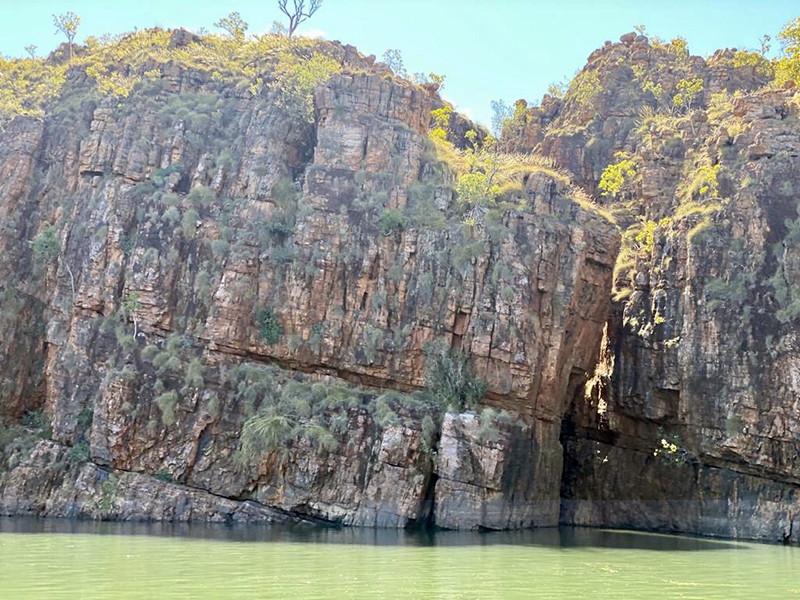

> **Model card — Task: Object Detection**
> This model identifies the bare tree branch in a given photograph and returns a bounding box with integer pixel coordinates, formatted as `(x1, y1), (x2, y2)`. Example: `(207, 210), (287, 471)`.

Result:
(64, 261), (75, 305)
(277, 0), (324, 37)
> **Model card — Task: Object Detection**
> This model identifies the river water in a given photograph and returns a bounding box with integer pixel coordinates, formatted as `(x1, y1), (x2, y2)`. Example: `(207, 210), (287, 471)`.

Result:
(0, 518), (797, 599)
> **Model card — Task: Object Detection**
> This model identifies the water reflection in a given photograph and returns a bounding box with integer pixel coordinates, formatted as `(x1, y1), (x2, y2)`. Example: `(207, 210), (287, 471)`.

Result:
(0, 517), (743, 551)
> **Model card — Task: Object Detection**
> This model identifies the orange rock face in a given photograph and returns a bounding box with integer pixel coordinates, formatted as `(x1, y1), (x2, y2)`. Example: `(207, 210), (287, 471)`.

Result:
(0, 44), (617, 530)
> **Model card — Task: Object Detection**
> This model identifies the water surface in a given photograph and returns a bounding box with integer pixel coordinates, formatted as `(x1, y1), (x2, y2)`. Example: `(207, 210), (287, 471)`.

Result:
(0, 518), (798, 599)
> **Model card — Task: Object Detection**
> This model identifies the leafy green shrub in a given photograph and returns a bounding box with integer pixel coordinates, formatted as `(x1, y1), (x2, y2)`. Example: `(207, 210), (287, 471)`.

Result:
(406, 180), (447, 230)
(378, 208), (405, 235)
(599, 153), (637, 198)
(273, 51), (342, 122)
(706, 274), (749, 311)
(187, 186), (215, 209)
(211, 238), (230, 259)
(373, 395), (400, 427)
(567, 70), (601, 108)
(451, 235), (487, 277)
(155, 390), (178, 426)
(634, 218), (670, 255)
(776, 18), (800, 85)
(146, 334), (187, 377)
(21, 410), (51, 439)
(429, 105), (452, 141)
(29, 224), (60, 268)
(67, 440), (91, 465)
(150, 163), (184, 187)
(0, 55), (68, 123)
(420, 414), (437, 456)
(162, 206), (180, 225)
(456, 171), (500, 211)
(182, 358), (205, 391)
(652, 429), (691, 466)
(182, 209), (199, 239)
(256, 306), (284, 345)
(77, 407), (94, 432)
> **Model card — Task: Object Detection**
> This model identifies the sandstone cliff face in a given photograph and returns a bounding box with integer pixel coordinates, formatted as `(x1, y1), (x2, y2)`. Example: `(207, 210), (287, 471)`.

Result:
(504, 34), (800, 543)
(0, 32), (617, 530)
(3, 27), (796, 544)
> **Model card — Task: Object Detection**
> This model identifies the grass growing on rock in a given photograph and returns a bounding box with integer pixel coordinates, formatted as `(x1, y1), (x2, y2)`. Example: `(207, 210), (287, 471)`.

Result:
(424, 122), (615, 227)
(0, 27), (344, 126)
(235, 342), (490, 467)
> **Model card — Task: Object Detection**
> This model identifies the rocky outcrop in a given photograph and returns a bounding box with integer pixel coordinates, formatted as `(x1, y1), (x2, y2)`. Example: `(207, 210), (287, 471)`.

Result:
(3, 27), (797, 544)
(0, 440), (297, 523)
(0, 33), (617, 530)
(523, 33), (800, 543)
(434, 413), (561, 529)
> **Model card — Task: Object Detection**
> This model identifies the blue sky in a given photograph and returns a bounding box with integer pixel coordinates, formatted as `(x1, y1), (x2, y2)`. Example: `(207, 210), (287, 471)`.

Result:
(1, 1), (797, 125)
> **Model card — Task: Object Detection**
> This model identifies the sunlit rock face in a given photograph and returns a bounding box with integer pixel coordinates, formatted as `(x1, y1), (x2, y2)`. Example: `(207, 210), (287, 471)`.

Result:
(0, 33), (617, 530)
(516, 33), (800, 544)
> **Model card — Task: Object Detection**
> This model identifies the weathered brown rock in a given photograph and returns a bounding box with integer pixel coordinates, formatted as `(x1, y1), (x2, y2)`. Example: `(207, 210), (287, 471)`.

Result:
(435, 413), (561, 529)
(0, 440), (296, 523)
(0, 43), (617, 530)
(527, 39), (800, 542)
(6, 28), (797, 544)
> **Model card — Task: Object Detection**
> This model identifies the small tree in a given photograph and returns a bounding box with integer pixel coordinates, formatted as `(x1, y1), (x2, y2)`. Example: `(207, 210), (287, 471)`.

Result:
(122, 291), (141, 337)
(256, 306), (284, 344)
(568, 70), (601, 108)
(429, 105), (452, 141)
(413, 72), (446, 92)
(382, 49), (407, 78)
(759, 34), (772, 57)
(24, 44), (37, 59)
(29, 223), (60, 268)
(490, 100), (513, 137)
(673, 77), (703, 113)
(547, 81), (567, 98)
(776, 17), (800, 85)
(269, 20), (288, 36)
(214, 12), (249, 41)
(53, 12), (81, 61)
(599, 152), (638, 198)
(277, 0), (324, 37)
(673, 77), (704, 136)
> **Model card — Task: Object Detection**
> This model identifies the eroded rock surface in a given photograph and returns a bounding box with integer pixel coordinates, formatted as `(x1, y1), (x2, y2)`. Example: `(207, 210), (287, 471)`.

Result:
(3, 28), (797, 543)
(512, 34), (800, 543)
(0, 34), (616, 530)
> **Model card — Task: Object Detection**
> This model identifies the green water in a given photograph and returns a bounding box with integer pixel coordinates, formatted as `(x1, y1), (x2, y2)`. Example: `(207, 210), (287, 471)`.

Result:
(0, 519), (798, 599)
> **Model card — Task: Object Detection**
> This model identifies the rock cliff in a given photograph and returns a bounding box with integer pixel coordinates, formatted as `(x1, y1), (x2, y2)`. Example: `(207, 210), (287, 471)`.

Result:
(500, 33), (799, 544)
(0, 27), (797, 543)
(0, 30), (616, 531)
